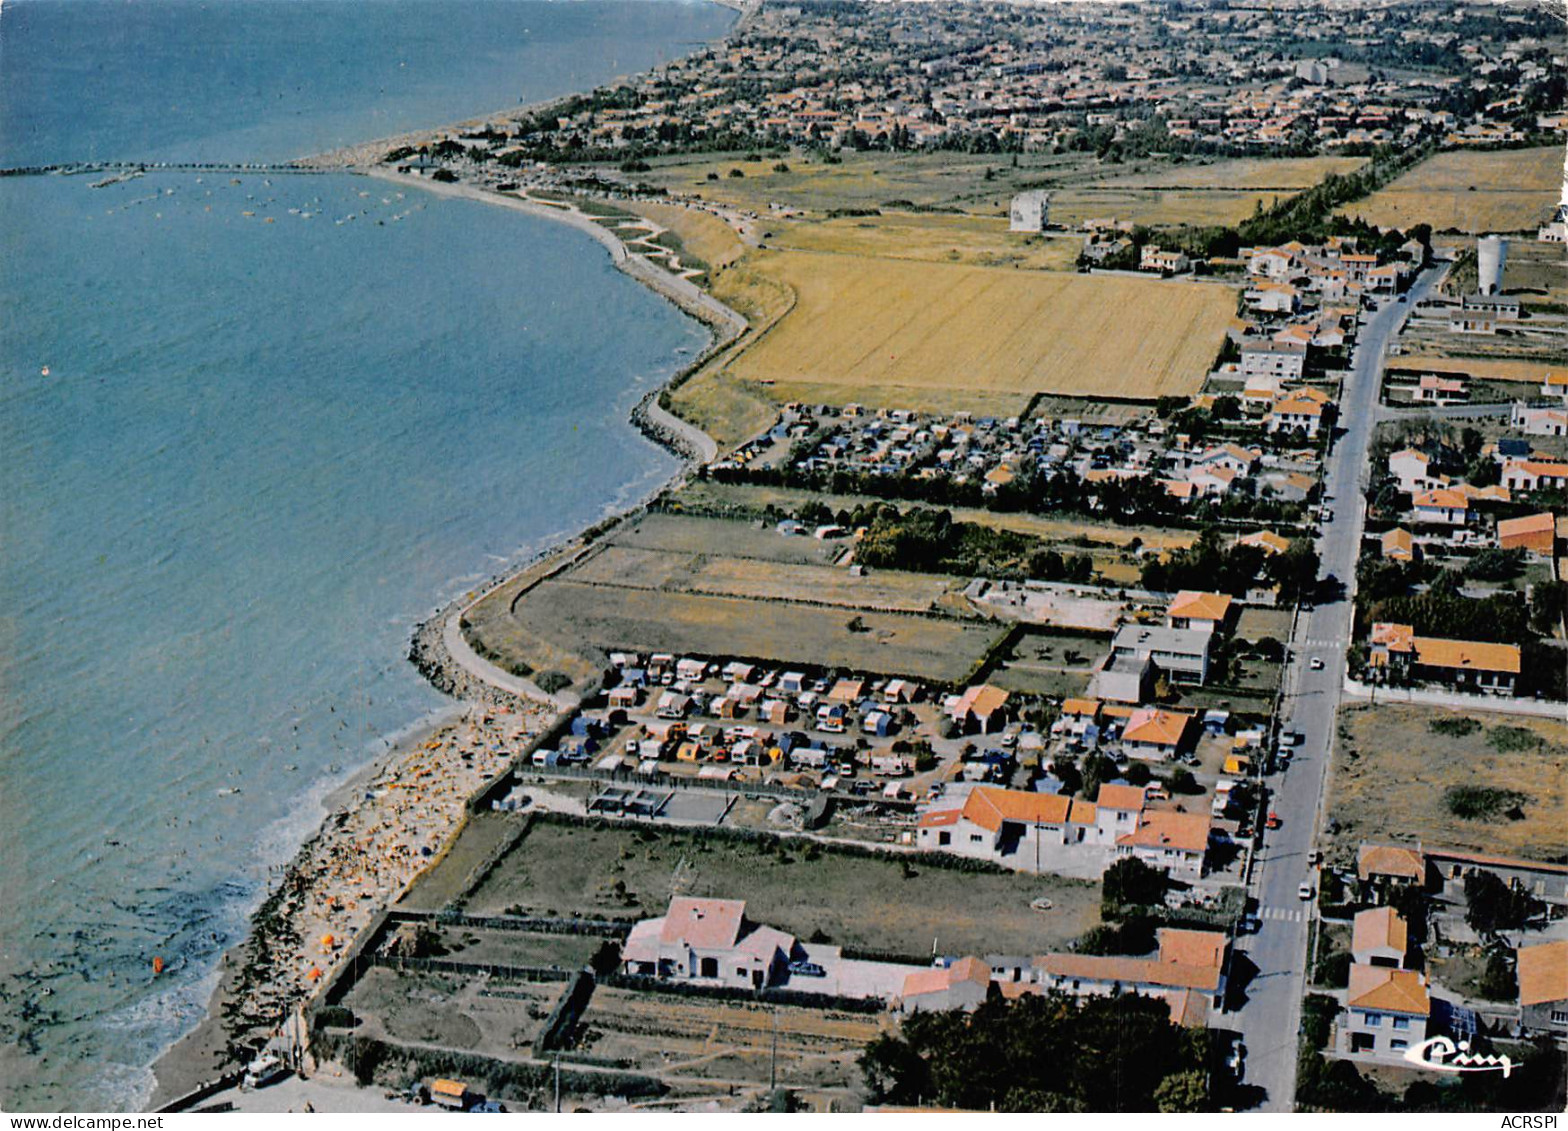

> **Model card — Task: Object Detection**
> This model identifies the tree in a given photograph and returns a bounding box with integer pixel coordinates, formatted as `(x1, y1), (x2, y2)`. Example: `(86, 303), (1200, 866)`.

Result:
(1465, 870), (1544, 935)
(1154, 1069), (1209, 1112)
(859, 1034), (931, 1105)
(1477, 947), (1517, 1001)
(1102, 857), (1168, 910)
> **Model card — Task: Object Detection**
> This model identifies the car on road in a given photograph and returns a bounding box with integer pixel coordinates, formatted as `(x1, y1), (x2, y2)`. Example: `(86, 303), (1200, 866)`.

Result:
(1310, 656), (1325, 670)
(1281, 729), (1302, 746)
(1298, 882), (1314, 901)
(1226, 1042), (1246, 1076)
(1266, 811), (1283, 829)
(1238, 915), (1262, 935)
(788, 961), (826, 978)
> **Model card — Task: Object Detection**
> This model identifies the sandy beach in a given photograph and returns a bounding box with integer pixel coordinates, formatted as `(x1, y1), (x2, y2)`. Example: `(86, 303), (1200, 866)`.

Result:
(145, 11), (771, 1105)
(149, 688), (553, 1108)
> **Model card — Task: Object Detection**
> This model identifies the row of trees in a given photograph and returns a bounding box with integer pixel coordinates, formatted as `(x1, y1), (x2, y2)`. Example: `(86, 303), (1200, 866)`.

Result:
(1140, 527), (1319, 602)
(860, 991), (1215, 1111)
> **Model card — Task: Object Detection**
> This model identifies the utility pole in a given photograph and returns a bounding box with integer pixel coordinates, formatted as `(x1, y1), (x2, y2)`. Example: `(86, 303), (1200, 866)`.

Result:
(554, 1055), (561, 1113)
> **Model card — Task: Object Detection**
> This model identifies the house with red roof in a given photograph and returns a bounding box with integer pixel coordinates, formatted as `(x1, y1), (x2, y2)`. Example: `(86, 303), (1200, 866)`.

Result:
(900, 956), (994, 1014)
(1339, 965), (1431, 1060)
(914, 784), (1146, 876)
(1029, 927), (1230, 1028)
(621, 897), (799, 989)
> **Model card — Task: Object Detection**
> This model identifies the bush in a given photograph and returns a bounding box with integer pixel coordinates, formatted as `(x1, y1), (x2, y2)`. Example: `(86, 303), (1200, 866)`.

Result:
(1102, 857), (1168, 911)
(1428, 717), (1481, 738)
(728, 168), (746, 178)
(535, 670), (572, 694)
(1444, 784), (1526, 821)
(1488, 726), (1539, 753)
(1314, 950), (1351, 988)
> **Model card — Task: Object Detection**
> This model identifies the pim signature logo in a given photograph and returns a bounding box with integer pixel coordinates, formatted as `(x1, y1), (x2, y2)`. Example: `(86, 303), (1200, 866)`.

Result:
(1400, 1036), (1514, 1077)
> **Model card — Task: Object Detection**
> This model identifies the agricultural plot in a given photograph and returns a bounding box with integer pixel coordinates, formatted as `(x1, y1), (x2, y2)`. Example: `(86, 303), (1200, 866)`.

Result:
(1049, 187), (1294, 229)
(671, 480), (1198, 553)
(463, 509), (1016, 689)
(985, 630), (1101, 699)
(1337, 146), (1564, 234)
(570, 545), (963, 614)
(774, 211), (1083, 272)
(464, 817), (1102, 957)
(610, 512), (841, 565)
(632, 149), (1098, 216)
(575, 987), (886, 1094)
(1077, 155), (1368, 191)
(1325, 703), (1568, 867)
(727, 252), (1239, 401)
(502, 579), (998, 683)
(1389, 354), (1561, 387)
(343, 966), (563, 1057)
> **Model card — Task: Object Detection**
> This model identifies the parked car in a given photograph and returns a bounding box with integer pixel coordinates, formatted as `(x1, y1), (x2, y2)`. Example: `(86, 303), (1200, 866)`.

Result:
(789, 961), (826, 978)
(1298, 882), (1314, 901)
(1310, 657), (1324, 671)
(1238, 915), (1262, 935)
(1226, 1042), (1246, 1076)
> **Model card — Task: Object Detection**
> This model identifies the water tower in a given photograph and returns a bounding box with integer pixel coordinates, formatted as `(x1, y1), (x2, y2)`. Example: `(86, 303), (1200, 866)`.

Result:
(1477, 235), (1508, 296)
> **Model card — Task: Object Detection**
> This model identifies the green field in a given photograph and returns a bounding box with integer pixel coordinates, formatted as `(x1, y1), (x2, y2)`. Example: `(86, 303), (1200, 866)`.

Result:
(463, 815), (1102, 957)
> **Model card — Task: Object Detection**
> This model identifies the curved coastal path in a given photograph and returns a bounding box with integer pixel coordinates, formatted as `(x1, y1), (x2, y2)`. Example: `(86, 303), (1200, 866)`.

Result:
(368, 168), (758, 706)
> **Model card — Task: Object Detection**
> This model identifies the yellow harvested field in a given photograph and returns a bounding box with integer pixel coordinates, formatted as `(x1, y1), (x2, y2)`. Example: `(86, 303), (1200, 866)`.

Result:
(1338, 146), (1565, 233)
(728, 252), (1239, 400)
(1088, 155), (1368, 190)
(1391, 354), (1562, 384)
(1049, 188), (1287, 229)
(775, 212), (1083, 271)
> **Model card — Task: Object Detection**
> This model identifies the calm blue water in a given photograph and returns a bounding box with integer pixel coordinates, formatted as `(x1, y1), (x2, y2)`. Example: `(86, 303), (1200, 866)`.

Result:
(0, 0), (731, 1112)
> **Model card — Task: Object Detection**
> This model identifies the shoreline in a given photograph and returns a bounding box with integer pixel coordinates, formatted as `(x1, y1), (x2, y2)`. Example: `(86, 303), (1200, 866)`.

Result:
(146, 111), (756, 1121)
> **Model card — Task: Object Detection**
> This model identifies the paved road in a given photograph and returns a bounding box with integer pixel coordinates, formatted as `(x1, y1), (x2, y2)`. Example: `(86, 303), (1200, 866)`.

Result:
(1232, 267), (1443, 1110)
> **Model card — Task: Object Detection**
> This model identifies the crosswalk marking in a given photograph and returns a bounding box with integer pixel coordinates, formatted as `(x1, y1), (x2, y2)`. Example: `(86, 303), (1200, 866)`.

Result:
(1260, 906), (1307, 923)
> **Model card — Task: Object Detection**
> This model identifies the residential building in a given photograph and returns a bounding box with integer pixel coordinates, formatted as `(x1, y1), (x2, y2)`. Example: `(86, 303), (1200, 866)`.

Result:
(1516, 940), (1568, 1037)
(1115, 810), (1212, 881)
(1381, 527), (1416, 562)
(1120, 707), (1195, 761)
(1510, 402), (1568, 437)
(1089, 652), (1157, 705)
(1266, 391), (1328, 438)
(1502, 459), (1568, 493)
(1239, 529), (1291, 556)
(1241, 339), (1308, 383)
(1031, 927), (1229, 1027)
(1368, 622), (1521, 695)
(1110, 623), (1214, 684)
(1167, 590), (1234, 633)
(901, 956), (994, 1013)
(622, 897), (798, 989)
(949, 683), (1010, 733)
(1497, 511), (1557, 557)
(1340, 965), (1431, 1059)
(914, 785), (1112, 874)
(1358, 843), (1427, 888)
(1411, 487), (1469, 526)
(1351, 906), (1409, 968)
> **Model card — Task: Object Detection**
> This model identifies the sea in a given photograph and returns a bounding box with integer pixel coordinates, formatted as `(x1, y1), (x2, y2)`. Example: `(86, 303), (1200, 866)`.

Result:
(0, 0), (734, 1112)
